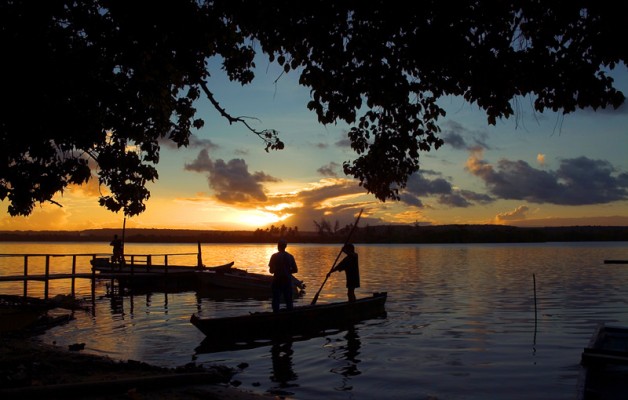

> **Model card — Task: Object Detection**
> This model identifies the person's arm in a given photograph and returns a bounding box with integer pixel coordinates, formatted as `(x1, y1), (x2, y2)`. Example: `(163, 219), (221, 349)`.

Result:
(334, 256), (349, 272)
(291, 254), (298, 273)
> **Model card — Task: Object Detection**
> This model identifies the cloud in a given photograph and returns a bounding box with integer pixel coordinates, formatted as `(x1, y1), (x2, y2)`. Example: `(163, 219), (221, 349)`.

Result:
(290, 179), (365, 207)
(211, 159), (280, 203)
(256, 178), (382, 231)
(441, 120), (490, 151)
(494, 205), (530, 223)
(317, 162), (341, 177)
(439, 190), (493, 207)
(442, 131), (467, 150)
(335, 137), (352, 148)
(184, 148), (213, 172)
(181, 147), (378, 230)
(467, 152), (628, 205)
(184, 149), (280, 205)
(399, 169), (493, 208)
(399, 193), (424, 207)
(160, 134), (220, 150)
(510, 215), (628, 227)
(0, 206), (70, 230)
(189, 136), (220, 149)
(68, 174), (102, 197)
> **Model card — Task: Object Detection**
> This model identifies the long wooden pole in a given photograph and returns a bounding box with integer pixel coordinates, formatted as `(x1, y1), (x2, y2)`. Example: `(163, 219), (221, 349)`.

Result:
(311, 209), (363, 305)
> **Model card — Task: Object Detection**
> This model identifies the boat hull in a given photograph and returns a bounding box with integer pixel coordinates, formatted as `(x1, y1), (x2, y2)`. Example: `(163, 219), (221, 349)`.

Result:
(581, 323), (628, 365)
(578, 323), (628, 400)
(190, 292), (387, 342)
(91, 258), (234, 273)
(91, 258), (303, 296)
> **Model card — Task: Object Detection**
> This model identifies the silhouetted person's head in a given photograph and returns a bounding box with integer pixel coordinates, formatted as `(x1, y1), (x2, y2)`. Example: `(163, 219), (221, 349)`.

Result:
(343, 243), (355, 254)
(278, 238), (287, 251)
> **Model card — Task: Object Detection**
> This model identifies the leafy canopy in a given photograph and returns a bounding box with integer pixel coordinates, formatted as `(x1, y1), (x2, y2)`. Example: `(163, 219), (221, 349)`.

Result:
(1, 0), (625, 216)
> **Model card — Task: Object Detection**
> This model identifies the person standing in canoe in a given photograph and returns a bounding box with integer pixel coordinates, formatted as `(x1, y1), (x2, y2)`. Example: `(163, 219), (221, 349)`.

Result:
(269, 238), (299, 312)
(332, 243), (360, 302)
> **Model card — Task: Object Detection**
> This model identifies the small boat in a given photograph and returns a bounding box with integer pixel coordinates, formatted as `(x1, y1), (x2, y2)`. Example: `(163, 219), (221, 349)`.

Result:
(90, 258), (304, 296)
(90, 258), (234, 273)
(190, 292), (387, 343)
(581, 323), (628, 365)
(578, 323), (628, 400)
(202, 266), (305, 293)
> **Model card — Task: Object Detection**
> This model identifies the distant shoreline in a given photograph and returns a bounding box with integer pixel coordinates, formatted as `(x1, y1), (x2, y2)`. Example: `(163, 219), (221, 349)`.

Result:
(1, 224), (627, 244)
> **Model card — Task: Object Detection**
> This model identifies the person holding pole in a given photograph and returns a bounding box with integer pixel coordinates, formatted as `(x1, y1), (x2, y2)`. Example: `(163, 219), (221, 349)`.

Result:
(331, 243), (360, 302)
(311, 209), (363, 306)
(268, 238), (298, 312)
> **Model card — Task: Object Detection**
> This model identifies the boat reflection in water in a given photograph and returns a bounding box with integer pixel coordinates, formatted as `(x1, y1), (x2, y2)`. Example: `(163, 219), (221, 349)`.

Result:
(195, 324), (366, 397)
(329, 328), (362, 389)
(269, 341), (298, 396)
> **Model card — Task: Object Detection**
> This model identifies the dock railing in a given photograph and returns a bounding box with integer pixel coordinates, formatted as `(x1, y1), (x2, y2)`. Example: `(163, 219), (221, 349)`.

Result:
(0, 252), (200, 300)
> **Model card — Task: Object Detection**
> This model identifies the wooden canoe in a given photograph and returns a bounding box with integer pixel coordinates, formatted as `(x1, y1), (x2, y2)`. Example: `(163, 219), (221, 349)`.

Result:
(190, 292), (387, 342)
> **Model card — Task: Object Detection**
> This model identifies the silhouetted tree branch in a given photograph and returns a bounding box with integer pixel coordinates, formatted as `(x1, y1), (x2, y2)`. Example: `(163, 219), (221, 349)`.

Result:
(2, 1), (625, 216)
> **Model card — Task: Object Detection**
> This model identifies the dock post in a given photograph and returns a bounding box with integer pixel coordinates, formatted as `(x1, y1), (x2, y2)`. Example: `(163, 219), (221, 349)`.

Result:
(22, 255), (28, 300)
(71, 255), (77, 297)
(197, 241), (202, 268)
(44, 255), (50, 299)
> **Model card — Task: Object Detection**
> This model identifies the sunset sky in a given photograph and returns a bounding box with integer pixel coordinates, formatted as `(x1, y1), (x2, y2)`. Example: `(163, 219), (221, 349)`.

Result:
(3, 58), (628, 232)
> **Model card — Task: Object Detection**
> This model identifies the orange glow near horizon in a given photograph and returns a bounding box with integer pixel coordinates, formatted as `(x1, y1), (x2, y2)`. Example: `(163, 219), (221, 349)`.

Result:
(236, 210), (288, 228)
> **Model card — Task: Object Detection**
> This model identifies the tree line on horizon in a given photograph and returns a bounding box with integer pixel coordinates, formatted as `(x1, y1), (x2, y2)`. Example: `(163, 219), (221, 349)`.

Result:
(2, 225), (626, 244)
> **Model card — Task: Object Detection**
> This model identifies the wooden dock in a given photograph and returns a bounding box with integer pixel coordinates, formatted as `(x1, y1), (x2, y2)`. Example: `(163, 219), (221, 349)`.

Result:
(0, 252), (200, 300)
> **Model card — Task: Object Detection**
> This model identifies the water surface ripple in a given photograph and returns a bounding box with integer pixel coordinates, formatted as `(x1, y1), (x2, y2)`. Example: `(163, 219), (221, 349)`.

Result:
(1, 241), (627, 399)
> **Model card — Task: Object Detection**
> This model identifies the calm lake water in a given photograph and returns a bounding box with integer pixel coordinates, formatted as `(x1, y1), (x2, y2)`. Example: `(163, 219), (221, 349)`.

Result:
(1, 241), (627, 399)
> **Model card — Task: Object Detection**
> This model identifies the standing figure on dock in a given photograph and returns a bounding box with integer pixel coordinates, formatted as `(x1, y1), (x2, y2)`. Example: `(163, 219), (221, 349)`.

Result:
(332, 243), (360, 302)
(110, 234), (124, 264)
(269, 238), (298, 312)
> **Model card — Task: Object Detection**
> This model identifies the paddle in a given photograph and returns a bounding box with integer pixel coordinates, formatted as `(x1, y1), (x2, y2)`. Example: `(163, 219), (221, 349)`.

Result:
(311, 208), (363, 305)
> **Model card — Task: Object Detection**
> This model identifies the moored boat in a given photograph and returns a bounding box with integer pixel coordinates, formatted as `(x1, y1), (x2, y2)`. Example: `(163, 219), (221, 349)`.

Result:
(90, 258), (304, 296)
(581, 323), (628, 366)
(90, 258), (234, 273)
(578, 323), (628, 400)
(190, 292), (387, 343)
(203, 266), (305, 294)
